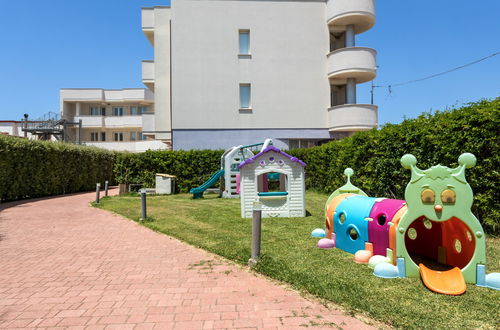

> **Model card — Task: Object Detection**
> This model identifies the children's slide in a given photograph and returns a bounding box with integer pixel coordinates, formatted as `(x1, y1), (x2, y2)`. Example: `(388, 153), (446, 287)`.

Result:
(190, 169), (225, 199)
(419, 264), (466, 295)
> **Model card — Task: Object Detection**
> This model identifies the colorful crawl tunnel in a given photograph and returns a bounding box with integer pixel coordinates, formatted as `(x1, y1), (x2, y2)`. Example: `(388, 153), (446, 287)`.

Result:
(316, 154), (500, 295)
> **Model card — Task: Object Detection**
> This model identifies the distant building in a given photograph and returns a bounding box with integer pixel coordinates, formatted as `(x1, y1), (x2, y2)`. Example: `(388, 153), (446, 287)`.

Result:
(60, 88), (169, 152)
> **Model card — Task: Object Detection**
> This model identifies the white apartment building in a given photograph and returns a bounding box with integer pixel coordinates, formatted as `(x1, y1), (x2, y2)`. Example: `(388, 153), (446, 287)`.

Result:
(60, 88), (169, 152)
(142, 0), (378, 150)
(61, 0), (377, 152)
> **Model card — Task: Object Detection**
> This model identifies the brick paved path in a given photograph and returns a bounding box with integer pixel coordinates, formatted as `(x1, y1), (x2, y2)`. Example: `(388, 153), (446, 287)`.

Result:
(0, 190), (375, 329)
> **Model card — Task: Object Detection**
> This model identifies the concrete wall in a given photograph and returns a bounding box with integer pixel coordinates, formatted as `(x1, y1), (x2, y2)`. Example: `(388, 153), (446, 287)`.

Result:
(153, 8), (172, 140)
(172, 128), (334, 150)
(84, 140), (169, 153)
(171, 0), (329, 131)
(0, 122), (35, 139)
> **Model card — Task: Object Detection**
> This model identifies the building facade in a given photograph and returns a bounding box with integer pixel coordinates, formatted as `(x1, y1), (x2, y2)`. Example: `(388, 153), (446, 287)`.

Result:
(60, 0), (377, 152)
(60, 88), (169, 152)
(142, 0), (378, 150)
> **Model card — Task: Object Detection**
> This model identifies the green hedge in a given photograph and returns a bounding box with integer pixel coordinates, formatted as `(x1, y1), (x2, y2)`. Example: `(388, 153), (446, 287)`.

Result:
(114, 149), (223, 193)
(0, 136), (115, 201)
(289, 98), (499, 234)
(113, 98), (499, 234)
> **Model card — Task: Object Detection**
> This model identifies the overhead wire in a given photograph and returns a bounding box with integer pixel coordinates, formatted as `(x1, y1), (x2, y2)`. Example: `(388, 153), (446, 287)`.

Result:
(371, 51), (500, 98)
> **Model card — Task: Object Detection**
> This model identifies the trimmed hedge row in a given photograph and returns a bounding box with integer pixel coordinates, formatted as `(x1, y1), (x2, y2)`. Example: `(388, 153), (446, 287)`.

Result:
(0, 136), (115, 201)
(114, 149), (224, 193)
(113, 98), (499, 234)
(289, 98), (499, 234)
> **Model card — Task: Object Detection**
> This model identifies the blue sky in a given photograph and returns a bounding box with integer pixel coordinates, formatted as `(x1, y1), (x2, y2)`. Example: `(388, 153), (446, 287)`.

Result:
(0, 0), (498, 124)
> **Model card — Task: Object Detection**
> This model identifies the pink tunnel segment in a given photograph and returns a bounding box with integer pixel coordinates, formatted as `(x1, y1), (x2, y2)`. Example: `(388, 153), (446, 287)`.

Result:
(368, 199), (405, 256)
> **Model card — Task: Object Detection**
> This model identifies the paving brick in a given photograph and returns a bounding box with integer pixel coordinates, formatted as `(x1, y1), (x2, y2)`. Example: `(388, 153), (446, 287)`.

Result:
(0, 189), (374, 330)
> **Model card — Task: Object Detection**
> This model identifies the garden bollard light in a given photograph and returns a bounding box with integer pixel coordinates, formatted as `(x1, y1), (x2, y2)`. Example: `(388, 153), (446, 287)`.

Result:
(104, 180), (109, 196)
(95, 183), (100, 204)
(248, 202), (262, 267)
(140, 189), (147, 221)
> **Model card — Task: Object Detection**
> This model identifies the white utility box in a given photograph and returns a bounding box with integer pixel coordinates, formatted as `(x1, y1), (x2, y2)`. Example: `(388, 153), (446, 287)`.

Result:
(155, 174), (176, 194)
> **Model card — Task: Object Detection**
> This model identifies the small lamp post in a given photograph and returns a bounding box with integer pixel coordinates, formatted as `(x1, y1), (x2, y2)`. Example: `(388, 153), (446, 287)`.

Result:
(248, 201), (262, 267)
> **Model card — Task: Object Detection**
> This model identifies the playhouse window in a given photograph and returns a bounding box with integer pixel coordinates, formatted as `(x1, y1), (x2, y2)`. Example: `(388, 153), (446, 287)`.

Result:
(257, 172), (287, 193)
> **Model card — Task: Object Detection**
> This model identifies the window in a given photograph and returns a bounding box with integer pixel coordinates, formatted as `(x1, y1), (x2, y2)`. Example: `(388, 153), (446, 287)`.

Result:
(139, 132), (147, 141)
(90, 107), (100, 116)
(113, 107), (124, 116)
(130, 132), (137, 141)
(239, 30), (250, 55)
(101, 132), (106, 142)
(288, 139), (319, 150)
(90, 132), (99, 142)
(330, 86), (338, 107)
(139, 106), (148, 114)
(130, 106), (138, 115)
(239, 84), (251, 109)
(101, 107), (106, 116)
(114, 132), (124, 142)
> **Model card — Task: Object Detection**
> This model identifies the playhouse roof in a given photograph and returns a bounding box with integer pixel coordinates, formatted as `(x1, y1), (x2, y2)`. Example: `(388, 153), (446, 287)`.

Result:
(238, 145), (306, 168)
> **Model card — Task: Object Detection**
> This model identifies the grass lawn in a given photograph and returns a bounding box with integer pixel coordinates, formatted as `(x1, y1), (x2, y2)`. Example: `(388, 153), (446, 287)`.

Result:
(95, 191), (500, 329)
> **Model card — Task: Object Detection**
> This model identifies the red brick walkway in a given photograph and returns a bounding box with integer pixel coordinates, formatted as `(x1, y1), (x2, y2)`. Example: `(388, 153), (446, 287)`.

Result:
(0, 190), (375, 329)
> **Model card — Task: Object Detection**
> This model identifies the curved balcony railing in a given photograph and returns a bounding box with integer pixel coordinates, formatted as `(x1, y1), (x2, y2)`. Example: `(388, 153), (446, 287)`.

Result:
(327, 0), (375, 34)
(327, 47), (377, 85)
(327, 104), (378, 132)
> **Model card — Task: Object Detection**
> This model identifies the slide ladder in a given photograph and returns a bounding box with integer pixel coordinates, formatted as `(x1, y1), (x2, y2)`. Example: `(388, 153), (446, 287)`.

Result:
(189, 169), (225, 199)
(419, 264), (466, 295)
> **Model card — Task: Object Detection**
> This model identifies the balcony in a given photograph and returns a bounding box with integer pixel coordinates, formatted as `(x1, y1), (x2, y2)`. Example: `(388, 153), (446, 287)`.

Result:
(74, 116), (143, 128)
(142, 60), (155, 91)
(104, 116), (142, 128)
(142, 8), (155, 45)
(74, 116), (104, 127)
(327, 0), (375, 34)
(327, 47), (377, 85)
(327, 104), (378, 132)
(104, 89), (154, 102)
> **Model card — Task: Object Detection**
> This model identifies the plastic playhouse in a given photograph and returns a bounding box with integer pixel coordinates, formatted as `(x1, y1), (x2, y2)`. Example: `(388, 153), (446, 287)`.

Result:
(239, 145), (306, 218)
(189, 139), (273, 199)
(313, 153), (500, 295)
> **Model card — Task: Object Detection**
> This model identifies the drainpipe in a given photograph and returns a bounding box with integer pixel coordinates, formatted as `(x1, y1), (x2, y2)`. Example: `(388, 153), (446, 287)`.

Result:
(346, 78), (357, 104)
(345, 24), (355, 47)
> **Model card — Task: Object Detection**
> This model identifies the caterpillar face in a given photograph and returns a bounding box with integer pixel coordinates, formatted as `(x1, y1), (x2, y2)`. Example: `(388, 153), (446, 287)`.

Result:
(401, 154), (476, 221)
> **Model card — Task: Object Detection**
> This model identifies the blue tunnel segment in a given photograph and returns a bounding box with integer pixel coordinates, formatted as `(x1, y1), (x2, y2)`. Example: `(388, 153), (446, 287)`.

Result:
(334, 195), (377, 254)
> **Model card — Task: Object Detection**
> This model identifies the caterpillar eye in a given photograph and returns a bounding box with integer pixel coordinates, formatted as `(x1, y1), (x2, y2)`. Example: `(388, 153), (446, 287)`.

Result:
(441, 189), (456, 204)
(421, 189), (435, 204)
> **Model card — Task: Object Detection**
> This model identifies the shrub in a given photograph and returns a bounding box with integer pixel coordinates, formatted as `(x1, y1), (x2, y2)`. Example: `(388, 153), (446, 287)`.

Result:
(289, 98), (500, 234)
(114, 149), (224, 193)
(0, 136), (115, 201)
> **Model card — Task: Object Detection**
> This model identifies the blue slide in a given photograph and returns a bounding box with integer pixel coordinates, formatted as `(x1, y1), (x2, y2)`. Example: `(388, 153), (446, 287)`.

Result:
(189, 169), (225, 199)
